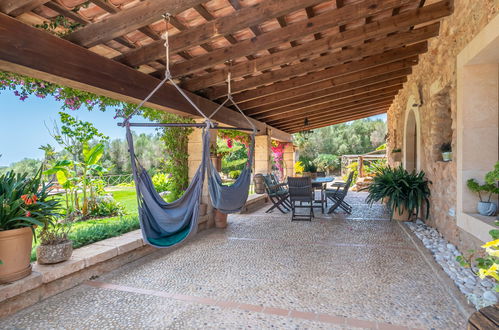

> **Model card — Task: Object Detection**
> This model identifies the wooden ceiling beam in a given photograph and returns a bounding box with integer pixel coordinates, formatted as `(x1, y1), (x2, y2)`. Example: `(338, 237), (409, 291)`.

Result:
(0, 13), (292, 141)
(205, 24), (438, 99)
(239, 67), (411, 110)
(181, 0), (452, 91)
(67, 0), (206, 47)
(261, 90), (399, 124)
(170, 0), (416, 77)
(287, 109), (388, 133)
(249, 77), (405, 115)
(269, 98), (395, 127)
(0, 0), (49, 16)
(233, 46), (422, 105)
(117, 0), (327, 67)
(278, 102), (392, 130)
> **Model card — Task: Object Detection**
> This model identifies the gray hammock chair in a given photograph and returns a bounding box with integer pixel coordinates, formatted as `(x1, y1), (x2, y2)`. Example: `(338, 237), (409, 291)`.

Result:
(121, 14), (256, 248)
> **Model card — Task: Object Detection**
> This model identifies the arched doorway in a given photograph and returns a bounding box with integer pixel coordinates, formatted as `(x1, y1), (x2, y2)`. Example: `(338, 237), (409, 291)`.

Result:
(403, 95), (421, 172)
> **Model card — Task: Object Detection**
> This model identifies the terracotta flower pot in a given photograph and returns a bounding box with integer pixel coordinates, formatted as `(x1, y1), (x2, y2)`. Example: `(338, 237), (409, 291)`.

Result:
(214, 209), (228, 228)
(391, 206), (412, 221)
(36, 241), (73, 265)
(0, 227), (33, 283)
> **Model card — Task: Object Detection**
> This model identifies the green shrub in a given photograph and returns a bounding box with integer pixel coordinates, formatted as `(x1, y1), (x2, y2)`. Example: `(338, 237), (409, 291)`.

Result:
(88, 196), (126, 218)
(151, 172), (170, 193)
(343, 162), (358, 182)
(229, 170), (242, 179)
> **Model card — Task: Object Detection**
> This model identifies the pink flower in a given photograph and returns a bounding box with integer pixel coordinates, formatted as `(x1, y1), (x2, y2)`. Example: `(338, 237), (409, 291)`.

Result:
(227, 139), (233, 148)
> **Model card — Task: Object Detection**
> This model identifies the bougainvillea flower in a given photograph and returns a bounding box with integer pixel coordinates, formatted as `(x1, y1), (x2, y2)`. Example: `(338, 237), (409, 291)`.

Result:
(25, 211), (31, 217)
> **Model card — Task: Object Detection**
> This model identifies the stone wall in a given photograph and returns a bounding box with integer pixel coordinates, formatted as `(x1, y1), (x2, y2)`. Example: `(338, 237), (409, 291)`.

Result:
(387, 0), (499, 251)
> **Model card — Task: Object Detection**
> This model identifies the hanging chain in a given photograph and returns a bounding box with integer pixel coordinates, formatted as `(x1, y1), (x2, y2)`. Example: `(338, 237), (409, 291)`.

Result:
(162, 13), (171, 78)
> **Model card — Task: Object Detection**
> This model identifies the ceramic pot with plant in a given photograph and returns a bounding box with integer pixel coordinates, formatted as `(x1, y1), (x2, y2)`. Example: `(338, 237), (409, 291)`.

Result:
(440, 142), (452, 162)
(467, 178), (499, 216)
(0, 168), (59, 283)
(392, 148), (402, 162)
(36, 221), (72, 264)
(364, 165), (431, 221)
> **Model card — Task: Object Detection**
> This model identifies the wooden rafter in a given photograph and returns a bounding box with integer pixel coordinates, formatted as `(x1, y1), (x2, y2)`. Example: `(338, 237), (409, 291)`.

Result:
(260, 90), (400, 124)
(67, 0), (207, 47)
(239, 67), (411, 110)
(232, 45), (424, 105)
(182, 0), (451, 92)
(169, 0), (415, 77)
(117, 0), (327, 68)
(206, 24), (438, 99)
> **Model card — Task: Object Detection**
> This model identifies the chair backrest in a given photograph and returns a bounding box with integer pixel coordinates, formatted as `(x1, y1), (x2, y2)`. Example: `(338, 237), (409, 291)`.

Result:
(316, 172), (326, 177)
(287, 177), (312, 200)
(336, 171), (355, 199)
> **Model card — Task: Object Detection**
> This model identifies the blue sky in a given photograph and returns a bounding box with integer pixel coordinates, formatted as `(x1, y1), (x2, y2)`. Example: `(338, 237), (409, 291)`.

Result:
(0, 91), (386, 166)
(0, 92), (152, 166)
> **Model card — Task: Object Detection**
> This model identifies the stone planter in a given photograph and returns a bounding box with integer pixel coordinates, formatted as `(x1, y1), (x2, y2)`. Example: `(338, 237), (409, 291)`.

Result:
(36, 241), (73, 265)
(0, 227), (33, 283)
(477, 201), (497, 216)
(214, 209), (228, 228)
(391, 206), (412, 221)
(442, 151), (452, 162)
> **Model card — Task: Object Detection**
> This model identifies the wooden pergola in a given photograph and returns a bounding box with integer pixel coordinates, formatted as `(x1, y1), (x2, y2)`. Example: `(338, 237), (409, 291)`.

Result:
(0, 0), (452, 135)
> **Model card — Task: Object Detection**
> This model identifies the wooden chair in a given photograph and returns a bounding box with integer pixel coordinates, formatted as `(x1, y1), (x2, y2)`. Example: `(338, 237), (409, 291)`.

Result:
(325, 171), (354, 214)
(287, 176), (314, 221)
(256, 174), (290, 213)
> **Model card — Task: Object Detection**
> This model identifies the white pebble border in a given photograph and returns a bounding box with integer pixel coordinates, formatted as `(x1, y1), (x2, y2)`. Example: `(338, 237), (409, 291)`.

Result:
(406, 220), (498, 309)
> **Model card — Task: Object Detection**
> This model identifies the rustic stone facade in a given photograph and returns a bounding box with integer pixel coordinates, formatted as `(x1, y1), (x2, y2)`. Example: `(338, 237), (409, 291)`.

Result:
(387, 0), (499, 251)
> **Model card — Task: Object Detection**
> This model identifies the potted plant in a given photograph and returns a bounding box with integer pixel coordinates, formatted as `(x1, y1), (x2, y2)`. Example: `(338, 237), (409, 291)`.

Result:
(467, 179), (499, 216)
(440, 142), (452, 162)
(0, 168), (59, 283)
(392, 148), (402, 162)
(210, 144), (222, 172)
(364, 165), (431, 221)
(36, 221), (72, 264)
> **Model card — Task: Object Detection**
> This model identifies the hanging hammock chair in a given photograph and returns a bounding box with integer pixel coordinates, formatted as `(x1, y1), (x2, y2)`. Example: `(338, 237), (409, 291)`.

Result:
(121, 14), (256, 248)
(205, 68), (256, 214)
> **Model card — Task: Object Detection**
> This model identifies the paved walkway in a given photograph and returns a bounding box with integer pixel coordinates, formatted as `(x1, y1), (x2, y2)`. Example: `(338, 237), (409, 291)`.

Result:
(1, 193), (472, 329)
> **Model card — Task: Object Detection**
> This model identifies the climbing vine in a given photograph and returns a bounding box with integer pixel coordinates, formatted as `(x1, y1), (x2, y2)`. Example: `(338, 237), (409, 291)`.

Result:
(142, 109), (194, 202)
(0, 70), (194, 202)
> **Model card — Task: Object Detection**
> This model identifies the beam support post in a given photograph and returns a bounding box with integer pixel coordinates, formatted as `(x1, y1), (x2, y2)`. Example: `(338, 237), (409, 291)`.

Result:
(254, 135), (273, 175)
(187, 121), (217, 229)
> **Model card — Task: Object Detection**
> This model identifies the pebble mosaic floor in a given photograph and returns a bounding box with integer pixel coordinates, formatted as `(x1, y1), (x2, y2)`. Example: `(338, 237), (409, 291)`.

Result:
(1, 193), (472, 329)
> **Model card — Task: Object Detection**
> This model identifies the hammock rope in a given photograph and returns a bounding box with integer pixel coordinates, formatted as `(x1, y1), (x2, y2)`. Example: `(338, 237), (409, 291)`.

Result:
(122, 14), (256, 247)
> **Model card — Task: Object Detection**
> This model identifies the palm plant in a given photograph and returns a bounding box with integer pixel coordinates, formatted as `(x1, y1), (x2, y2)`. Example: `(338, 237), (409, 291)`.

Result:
(0, 167), (59, 231)
(365, 165), (431, 220)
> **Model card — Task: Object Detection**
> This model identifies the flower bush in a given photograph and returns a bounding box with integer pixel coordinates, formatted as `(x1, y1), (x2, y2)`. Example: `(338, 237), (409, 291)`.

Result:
(0, 166), (60, 231)
(271, 140), (285, 179)
(457, 223), (499, 292)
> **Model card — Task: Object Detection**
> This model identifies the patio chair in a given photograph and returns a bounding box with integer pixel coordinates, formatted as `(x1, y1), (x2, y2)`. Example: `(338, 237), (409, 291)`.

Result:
(325, 171), (354, 214)
(256, 174), (291, 213)
(287, 177), (314, 221)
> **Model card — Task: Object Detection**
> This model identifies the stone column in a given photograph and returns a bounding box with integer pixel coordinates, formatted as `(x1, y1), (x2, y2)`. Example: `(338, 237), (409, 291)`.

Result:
(187, 122), (217, 229)
(254, 135), (272, 174)
(282, 143), (296, 179)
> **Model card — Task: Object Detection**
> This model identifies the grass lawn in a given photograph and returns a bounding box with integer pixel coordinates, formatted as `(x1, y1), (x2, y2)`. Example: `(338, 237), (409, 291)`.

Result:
(31, 187), (140, 261)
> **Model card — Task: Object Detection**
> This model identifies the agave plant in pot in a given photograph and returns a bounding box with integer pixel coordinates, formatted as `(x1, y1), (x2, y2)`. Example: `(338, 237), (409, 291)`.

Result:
(0, 168), (59, 283)
(364, 165), (431, 221)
